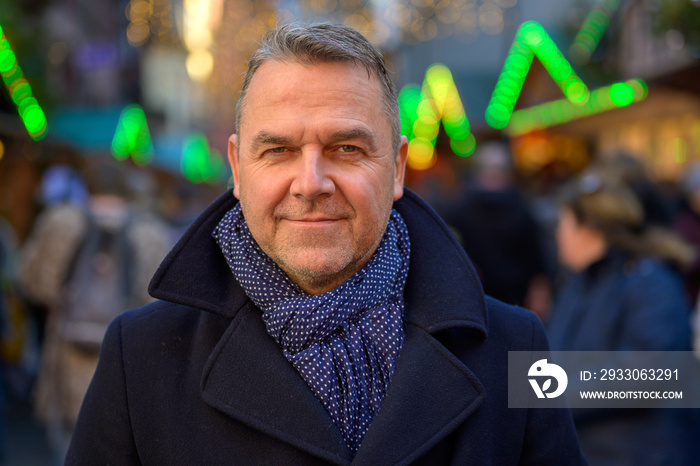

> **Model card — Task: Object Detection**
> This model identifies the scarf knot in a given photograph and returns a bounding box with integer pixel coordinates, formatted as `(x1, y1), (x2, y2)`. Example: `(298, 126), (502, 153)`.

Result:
(213, 204), (410, 453)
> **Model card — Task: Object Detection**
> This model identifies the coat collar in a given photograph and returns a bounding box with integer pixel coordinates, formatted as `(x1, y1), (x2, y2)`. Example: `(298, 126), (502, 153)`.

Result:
(149, 188), (489, 464)
(149, 188), (488, 336)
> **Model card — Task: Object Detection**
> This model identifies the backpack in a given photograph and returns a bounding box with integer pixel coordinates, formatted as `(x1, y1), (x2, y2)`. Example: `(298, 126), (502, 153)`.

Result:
(59, 211), (136, 353)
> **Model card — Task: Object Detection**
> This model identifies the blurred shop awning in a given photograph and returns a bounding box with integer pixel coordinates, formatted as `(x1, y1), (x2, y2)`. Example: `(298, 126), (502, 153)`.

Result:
(48, 106), (183, 174)
(46, 106), (227, 184)
(48, 106), (123, 153)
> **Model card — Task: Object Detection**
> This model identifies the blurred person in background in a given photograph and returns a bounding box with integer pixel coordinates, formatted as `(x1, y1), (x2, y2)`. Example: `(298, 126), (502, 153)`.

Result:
(23, 165), (89, 347)
(674, 162), (700, 356)
(37, 165), (89, 210)
(446, 140), (551, 318)
(548, 171), (696, 465)
(18, 159), (170, 464)
(0, 216), (16, 463)
(160, 180), (212, 246)
(594, 152), (676, 228)
(674, 162), (700, 300)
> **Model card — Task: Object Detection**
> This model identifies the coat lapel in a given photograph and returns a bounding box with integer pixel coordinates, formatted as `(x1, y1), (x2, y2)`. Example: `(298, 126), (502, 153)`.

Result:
(349, 190), (490, 464)
(351, 323), (485, 465)
(200, 300), (353, 464)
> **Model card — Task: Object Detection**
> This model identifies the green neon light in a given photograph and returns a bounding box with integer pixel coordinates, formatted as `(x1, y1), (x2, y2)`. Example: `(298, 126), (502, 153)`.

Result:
(111, 104), (154, 165)
(10, 80), (31, 105)
(399, 64), (474, 170)
(181, 132), (226, 184)
(398, 85), (421, 140)
(505, 79), (648, 136)
(609, 81), (635, 106)
(485, 21), (590, 130)
(0, 23), (48, 140)
(569, 0), (621, 65)
(0, 50), (16, 73)
(2, 64), (21, 86)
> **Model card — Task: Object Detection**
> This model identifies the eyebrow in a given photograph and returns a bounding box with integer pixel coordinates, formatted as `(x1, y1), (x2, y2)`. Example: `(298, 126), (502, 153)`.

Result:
(328, 128), (378, 152)
(249, 128), (379, 154)
(249, 131), (294, 154)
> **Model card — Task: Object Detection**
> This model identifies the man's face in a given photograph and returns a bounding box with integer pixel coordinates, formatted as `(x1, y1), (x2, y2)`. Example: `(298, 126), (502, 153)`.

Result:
(229, 60), (408, 295)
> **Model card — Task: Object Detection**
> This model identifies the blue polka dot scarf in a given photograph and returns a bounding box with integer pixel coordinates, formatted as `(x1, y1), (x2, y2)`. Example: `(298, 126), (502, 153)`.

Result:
(213, 203), (410, 454)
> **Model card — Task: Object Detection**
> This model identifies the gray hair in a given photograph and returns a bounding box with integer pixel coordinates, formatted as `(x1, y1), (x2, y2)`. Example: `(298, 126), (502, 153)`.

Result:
(235, 23), (401, 154)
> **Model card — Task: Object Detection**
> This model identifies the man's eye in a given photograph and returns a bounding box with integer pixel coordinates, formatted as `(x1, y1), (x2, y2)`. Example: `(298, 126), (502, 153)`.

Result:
(269, 147), (286, 153)
(339, 145), (358, 153)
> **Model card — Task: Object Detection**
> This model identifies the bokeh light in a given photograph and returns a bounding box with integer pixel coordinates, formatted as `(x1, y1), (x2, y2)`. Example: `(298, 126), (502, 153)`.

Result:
(186, 49), (214, 82)
(569, 0), (621, 65)
(609, 82), (635, 107)
(485, 21), (590, 130)
(399, 63), (474, 170)
(0, 23), (48, 140)
(506, 79), (648, 136)
(180, 0), (223, 83)
(125, 0), (174, 47)
(111, 104), (154, 165)
(407, 138), (437, 170)
(181, 132), (226, 184)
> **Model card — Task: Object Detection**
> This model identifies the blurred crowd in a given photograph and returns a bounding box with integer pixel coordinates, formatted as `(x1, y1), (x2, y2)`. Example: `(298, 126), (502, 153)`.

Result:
(421, 141), (700, 465)
(1, 142), (700, 463)
(0, 159), (214, 464)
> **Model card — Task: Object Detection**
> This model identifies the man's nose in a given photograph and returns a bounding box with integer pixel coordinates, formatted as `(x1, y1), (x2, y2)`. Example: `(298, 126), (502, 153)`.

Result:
(289, 150), (335, 200)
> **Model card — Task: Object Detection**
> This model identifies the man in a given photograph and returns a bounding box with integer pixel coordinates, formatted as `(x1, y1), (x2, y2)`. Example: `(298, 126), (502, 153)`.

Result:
(67, 23), (586, 464)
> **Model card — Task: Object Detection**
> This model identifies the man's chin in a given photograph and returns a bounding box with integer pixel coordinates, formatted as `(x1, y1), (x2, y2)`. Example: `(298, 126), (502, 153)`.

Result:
(276, 251), (357, 294)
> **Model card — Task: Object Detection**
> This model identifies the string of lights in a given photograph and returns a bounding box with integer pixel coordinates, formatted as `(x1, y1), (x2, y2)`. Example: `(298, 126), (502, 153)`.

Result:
(506, 79), (648, 136)
(399, 64), (474, 170)
(0, 23), (48, 141)
(485, 21), (590, 130)
(569, 0), (621, 66)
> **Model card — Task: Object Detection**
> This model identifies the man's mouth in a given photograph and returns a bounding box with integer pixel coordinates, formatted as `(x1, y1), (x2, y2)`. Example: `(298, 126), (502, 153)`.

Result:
(286, 216), (339, 222)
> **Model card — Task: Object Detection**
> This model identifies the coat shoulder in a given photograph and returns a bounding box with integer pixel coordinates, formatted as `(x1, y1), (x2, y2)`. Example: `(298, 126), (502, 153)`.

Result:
(112, 300), (232, 356)
(117, 300), (194, 334)
(484, 295), (550, 351)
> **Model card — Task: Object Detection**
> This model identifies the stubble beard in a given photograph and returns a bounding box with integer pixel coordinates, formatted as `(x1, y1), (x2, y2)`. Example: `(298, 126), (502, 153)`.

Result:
(244, 197), (387, 294)
(271, 238), (359, 294)
(269, 213), (383, 294)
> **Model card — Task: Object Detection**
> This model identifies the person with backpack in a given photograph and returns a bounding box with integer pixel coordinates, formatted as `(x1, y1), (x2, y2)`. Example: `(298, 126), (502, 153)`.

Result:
(18, 160), (170, 463)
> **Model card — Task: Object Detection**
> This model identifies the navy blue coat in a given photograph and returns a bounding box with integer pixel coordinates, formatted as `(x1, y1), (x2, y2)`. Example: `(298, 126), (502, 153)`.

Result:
(66, 189), (586, 465)
(548, 251), (698, 465)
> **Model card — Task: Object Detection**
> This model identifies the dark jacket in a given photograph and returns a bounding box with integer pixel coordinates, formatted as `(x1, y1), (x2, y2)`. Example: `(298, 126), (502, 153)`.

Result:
(548, 250), (697, 466)
(674, 205), (700, 300)
(446, 187), (546, 306)
(66, 189), (586, 465)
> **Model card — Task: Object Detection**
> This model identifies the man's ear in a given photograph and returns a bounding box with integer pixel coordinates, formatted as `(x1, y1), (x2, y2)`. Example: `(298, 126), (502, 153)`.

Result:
(228, 134), (241, 199)
(393, 136), (408, 201)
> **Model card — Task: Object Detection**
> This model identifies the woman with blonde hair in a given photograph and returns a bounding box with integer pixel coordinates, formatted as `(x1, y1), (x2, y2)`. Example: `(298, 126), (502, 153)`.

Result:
(548, 171), (697, 465)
